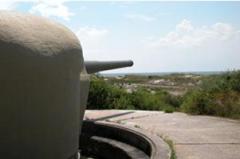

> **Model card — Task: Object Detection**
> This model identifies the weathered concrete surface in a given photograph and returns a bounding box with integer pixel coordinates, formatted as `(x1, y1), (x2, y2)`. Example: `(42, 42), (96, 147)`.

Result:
(0, 11), (84, 159)
(84, 110), (240, 159)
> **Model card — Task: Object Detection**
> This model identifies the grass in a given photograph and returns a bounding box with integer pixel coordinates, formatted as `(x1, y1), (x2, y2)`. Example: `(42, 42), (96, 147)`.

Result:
(134, 124), (141, 128)
(165, 138), (177, 159)
(158, 135), (177, 159)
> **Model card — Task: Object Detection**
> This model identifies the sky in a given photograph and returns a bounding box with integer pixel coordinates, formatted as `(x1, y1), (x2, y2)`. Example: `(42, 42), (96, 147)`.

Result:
(1, 1), (240, 73)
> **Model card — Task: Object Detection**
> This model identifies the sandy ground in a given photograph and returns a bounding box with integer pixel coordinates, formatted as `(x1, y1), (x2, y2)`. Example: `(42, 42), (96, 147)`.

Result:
(84, 110), (240, 159)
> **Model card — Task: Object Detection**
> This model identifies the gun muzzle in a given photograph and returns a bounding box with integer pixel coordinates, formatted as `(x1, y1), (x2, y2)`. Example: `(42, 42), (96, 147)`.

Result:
(85, 60), (133, 74)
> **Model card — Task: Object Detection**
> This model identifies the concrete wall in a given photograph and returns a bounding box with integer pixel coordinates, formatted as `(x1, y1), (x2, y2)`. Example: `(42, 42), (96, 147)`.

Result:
(80, 121), (171, 159)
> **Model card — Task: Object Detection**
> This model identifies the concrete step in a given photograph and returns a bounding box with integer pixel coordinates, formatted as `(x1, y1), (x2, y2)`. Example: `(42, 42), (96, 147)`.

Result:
(80, 135), (149, 159)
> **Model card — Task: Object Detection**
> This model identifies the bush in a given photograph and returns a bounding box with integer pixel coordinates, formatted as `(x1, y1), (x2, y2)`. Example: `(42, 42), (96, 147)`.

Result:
(130, 88), (164, 110)
(181, 90), (212, 115)
(87, 77), (179, 111)
(88, 71), (240, 119)
(181, 71), (240, 118)
(210, 91), (240, 118)
(87, 77), (111, 109)
(163, 106), (175, 113)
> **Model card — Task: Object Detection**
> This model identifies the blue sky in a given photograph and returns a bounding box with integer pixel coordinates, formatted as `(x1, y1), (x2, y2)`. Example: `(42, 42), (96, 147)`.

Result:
(1, 1), (240, 73)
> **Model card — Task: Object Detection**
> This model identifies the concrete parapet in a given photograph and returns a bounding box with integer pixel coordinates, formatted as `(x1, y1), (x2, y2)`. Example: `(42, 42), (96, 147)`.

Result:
(80, 121), (171, 159)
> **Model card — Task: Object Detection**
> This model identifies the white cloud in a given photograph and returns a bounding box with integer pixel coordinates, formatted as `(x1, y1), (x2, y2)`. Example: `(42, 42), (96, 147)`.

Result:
(0, 1), (14, 10)
(176, 19), (193, 32)
(147, 19), (240, 48)
(30, 2), (74, 21)
(0, 0), (32, 10)
(139, 19), (240, 72)
(125, 13), (156, 22)
(0, 0), (84, 20)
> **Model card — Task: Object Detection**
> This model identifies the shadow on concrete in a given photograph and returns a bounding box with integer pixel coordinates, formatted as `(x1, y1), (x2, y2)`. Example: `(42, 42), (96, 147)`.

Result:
(89, 111), (135, 122)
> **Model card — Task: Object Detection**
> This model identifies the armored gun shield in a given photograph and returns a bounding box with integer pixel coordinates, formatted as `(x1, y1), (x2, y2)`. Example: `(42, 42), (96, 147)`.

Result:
(0, 11), (133, 159)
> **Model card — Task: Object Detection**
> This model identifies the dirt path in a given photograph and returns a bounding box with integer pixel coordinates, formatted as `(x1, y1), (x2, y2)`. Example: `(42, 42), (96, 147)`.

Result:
(84, 110), (240, 159)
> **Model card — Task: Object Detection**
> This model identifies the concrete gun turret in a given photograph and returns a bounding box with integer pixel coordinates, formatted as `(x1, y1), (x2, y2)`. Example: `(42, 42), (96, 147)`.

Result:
(0, 11), (133, 159)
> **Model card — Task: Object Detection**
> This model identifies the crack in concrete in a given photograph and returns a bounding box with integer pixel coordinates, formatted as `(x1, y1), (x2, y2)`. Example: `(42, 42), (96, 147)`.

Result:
(114, 113), (159, 123)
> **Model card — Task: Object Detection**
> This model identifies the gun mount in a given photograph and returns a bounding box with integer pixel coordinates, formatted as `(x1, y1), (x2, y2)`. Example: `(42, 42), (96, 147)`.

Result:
(0, 11), (133, 159)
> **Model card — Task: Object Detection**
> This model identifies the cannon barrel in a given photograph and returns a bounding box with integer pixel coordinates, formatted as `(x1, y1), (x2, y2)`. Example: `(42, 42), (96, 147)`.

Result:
(85, 60), (133, 74)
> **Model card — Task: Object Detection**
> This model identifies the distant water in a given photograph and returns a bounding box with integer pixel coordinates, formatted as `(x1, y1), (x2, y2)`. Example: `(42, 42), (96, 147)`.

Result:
(100, 71), (225, 77)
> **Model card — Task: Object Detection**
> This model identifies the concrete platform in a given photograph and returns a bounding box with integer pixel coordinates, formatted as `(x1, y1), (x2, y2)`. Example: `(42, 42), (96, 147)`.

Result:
(84, 110), (240, 159)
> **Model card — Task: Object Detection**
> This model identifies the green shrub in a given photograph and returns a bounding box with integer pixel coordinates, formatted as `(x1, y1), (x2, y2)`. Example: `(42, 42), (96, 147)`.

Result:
(87, 77), (111, 109)
(210, 91), (240, 118)
(181, 90), (212, 115)
(163, 106), (175, 113)
(87, 77), (179, 111)
(130, 88), (158, 110)
(181, 71), (240, 119)
(87, 71), (240, 119)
